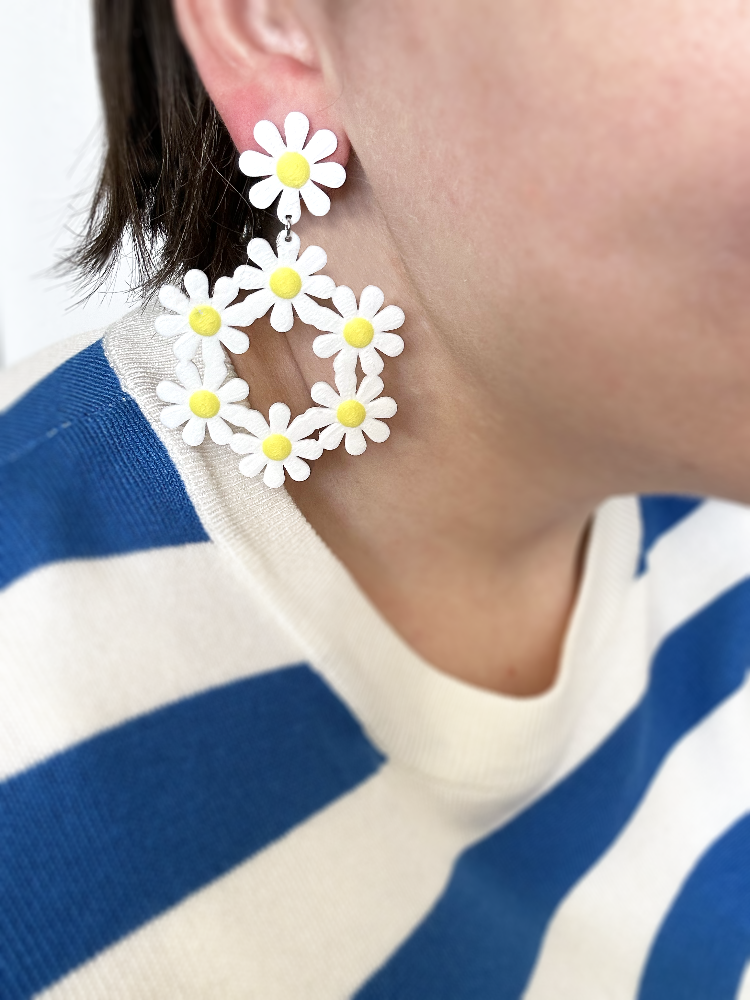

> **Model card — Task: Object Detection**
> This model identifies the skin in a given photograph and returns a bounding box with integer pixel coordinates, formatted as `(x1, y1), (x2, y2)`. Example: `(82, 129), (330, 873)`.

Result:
(173, 0), (750, 695)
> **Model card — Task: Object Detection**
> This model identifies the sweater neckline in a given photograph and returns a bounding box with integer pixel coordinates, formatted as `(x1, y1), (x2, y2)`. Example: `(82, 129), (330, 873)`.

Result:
(106, 307), (641, 796)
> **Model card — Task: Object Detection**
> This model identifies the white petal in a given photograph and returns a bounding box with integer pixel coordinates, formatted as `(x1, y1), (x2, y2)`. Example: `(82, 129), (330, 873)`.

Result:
(359, 285), (385, 319)
(263, 462), (286, 488)
(373, 332), (405, 357)
(310, 381), (340, 408)
(184, 270), (209, 302)
(155, 314), (188, 338)
(357, 374), (384, 404)
(332, 285), (358, 319)
(234, 264), (266, 291)
(182, 417), (207, 446)
(276, 229), (301, 261)
(218, 326), (250, 355)
(345, 429), (368, 455)
(270, 300), (294, 333)
(303, 128), (338, 163)
(284, 111), (310, 152)
(293, 438), (323, 461)
(288, 411), (321, 441)
(221, 403), (254, 427)
(207, 416), (233, 445)
(335, 368), (358, 400)
(372, 305), (405, 333)
(246, 288), (275, 318)
(173, 331), (200, 361)
(305, 406), (337, 431)
(309, 161), (346, 189)
(320, 423), (346, 450)
(338, 345), (374, 377)
(312, 332), (343, 358)
(254, 120), (286, 156)
(175, 360), (203, 391)
(301, 275), (335, 300)
(156, 380), (188, 404)
(239, 452), (269, 478)
(277, 186), (302, 224)
(362, 417), (391, 443)
(159, 285), (189, 314)
(249, 175), (284, 210)
(297, 244), (327, 276)
(230, 410), (269, 439)
(268, 402), (291, 434)
(230, 432), (262, 455)
(366, 396), (397, 419)
(293, 294), (327, 327)
(217, 378), (250, 404)
(299, 180), (331, 217)
(222, 300), (258, 326)
(202, 354), (228, 391)
(212, 275), (239, 310)
(200, 336), (226, 369)
(238, 149), (275, 177)
(159, 404), (191, 429)
(284, 455), (312, 481)
(247, 238), (278, 271)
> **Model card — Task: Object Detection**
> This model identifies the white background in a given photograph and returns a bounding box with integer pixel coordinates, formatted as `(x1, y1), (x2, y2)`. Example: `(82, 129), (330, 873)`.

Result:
(0, 0), (135, 368)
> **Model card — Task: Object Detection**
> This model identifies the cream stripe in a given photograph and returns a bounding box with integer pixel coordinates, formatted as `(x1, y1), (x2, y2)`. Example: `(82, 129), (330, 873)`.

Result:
(523, 676), (750, 1000)
(0, 327), (107, 412)
(38, 764), (510, 1000)
(0, 543), (305, 781)
(557, 498), (750, 779)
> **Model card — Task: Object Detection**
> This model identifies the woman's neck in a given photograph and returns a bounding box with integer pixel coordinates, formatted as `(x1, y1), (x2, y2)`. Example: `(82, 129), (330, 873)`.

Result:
(230, 175), (596, 697)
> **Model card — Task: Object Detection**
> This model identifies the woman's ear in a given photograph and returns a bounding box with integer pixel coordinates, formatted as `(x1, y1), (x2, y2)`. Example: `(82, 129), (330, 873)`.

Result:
(172, 0), (349, 164)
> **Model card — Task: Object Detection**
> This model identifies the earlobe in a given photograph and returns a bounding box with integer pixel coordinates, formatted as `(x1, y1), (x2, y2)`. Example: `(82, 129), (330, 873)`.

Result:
(172, 0), (349, 165)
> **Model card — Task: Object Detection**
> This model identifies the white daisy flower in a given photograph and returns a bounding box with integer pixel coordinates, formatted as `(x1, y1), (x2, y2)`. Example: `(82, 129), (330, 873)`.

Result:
(156, 270), (256, 365)
(156, 360), (251, 447)
(238, 112), (346, 224)
(234, 231), (334, 334)
(313, 285), (405, 378)
(310, 371), (397, 456)
(230, 403), (323, 488)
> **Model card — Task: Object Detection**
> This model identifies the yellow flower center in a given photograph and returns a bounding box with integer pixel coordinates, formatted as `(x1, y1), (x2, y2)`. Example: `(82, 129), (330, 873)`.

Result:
(276, 151), (311, 189)
(188, 305), (222, 337)
(262, 433), (293, 462)
(269, 267), (303, 300)
(336, 400), (367, 428)
(343, 317), (375, 348)
(188, 390), (221, 419)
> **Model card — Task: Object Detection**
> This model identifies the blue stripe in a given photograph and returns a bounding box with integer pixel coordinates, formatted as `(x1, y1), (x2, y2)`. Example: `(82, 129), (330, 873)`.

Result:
(639, 813), (750, 1000)
(0, 340), (208, 591)
(0, 665), (383, 999)
(357, 580), (750, 999)
(636, 495), (703, 574)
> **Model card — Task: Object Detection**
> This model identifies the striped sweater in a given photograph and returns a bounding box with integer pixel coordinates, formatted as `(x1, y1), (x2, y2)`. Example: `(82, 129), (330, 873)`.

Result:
(1, 307), (750, 999)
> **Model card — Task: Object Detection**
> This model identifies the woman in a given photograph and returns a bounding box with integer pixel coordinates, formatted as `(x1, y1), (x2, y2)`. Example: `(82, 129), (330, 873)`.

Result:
(2, 0), (750, 996)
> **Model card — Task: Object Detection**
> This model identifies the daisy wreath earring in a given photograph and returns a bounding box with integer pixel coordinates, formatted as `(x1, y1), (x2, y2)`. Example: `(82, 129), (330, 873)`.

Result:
(152, 111), (406, 489)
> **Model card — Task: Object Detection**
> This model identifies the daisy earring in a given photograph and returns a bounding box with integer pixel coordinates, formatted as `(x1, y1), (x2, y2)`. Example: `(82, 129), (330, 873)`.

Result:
(156, 269), (256, 365)
(156, 357), (252, 447)
(233, 230), (335, 334)
(239, 112), (346, 224)
(313, 285), (405, 378)
(310, 370), (398, 456)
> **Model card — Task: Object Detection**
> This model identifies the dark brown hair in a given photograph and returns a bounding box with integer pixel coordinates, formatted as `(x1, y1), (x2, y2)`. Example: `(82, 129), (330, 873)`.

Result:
(67, 0), (259, 297)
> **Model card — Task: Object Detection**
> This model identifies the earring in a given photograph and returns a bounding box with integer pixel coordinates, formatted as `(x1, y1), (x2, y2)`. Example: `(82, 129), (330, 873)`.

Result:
(152, 112), (405, 490)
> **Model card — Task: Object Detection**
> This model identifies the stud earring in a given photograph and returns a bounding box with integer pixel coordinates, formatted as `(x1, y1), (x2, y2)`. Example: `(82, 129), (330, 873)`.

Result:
(152, 112), (405, 489)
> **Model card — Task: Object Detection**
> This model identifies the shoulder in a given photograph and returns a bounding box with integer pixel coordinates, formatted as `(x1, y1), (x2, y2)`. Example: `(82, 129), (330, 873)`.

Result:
(0, 315), (208, 593)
